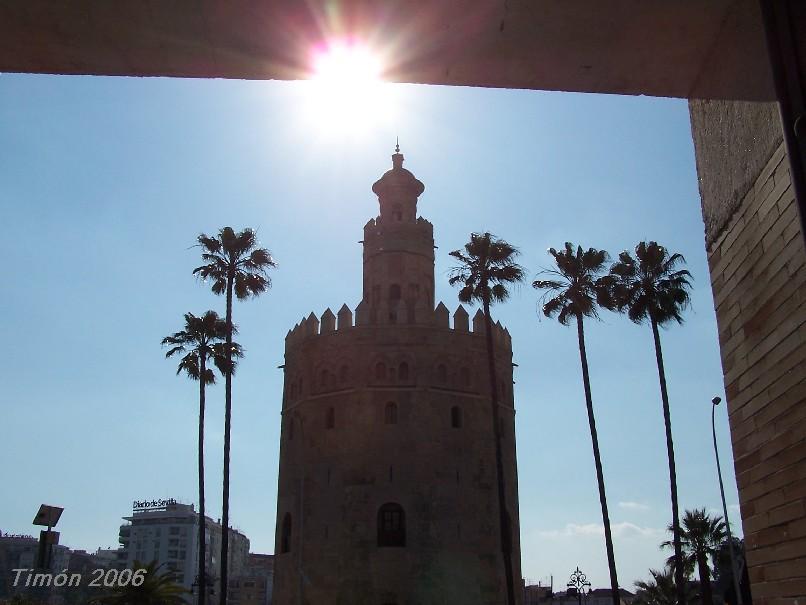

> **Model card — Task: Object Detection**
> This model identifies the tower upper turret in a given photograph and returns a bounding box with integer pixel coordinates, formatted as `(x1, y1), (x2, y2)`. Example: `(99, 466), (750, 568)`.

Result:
(363, 145), (434, 322)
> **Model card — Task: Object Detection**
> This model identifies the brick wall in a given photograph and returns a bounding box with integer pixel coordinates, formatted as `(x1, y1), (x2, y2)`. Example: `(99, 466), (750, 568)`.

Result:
(705, 138), (806, 605)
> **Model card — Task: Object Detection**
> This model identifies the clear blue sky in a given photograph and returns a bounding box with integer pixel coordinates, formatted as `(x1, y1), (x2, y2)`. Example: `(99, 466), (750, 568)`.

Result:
(0, 73), (738, 589)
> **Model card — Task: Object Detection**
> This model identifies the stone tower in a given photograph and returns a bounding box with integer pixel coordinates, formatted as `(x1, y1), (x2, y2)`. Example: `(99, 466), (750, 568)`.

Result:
(272, 147), (522, 605)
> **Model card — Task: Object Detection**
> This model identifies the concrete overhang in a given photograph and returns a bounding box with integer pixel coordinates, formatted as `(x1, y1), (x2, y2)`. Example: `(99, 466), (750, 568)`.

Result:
(0, 0), (775, 101)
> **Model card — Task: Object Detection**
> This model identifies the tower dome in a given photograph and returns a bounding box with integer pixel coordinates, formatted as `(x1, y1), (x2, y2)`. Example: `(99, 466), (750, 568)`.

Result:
(371, 143), (425, 223)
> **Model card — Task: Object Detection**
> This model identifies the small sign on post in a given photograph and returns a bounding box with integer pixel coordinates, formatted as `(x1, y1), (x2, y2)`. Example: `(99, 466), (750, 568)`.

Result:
(33, 504), (63, 528)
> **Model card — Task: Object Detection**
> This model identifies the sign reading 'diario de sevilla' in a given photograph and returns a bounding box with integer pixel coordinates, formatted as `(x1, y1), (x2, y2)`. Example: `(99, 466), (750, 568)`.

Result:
(132, 498), (177, 510)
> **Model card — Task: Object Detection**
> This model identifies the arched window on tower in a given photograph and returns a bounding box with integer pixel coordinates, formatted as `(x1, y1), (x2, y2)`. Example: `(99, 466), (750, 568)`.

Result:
(326, 406), (335, 429)
(377, 503), (406, 547)
(320, 369), (329, 388)
(385, 402), (398, 425)
(399, 362), (410, 381)
(451, 406), (463, 429)
(375, 362), (387, 380)
(280, 513), (292, 553)
(392, 204), (403, 221)
(389, 284), (401, 301)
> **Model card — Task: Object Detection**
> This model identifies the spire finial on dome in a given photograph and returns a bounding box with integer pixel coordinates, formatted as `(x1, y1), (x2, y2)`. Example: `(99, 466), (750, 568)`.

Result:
(392, 137), (403, 169)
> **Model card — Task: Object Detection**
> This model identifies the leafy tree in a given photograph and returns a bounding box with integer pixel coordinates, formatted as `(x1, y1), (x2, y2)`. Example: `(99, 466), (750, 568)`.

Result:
(92, 561), (187, 605)
(449, 232), (524, 605)
(634, 568), (678, 605)
(533, 243), (620, 605)
(662, 509), (727, 605)
(193, 227), (275, 604)
(601, 241), (692, 605)
(162, 311), (240, 605)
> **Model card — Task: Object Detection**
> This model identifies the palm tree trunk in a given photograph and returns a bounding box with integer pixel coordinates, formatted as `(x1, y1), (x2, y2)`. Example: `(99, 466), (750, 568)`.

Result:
(198, 356), (207, 605)
(576, 315), (620, 605)
(219, 277), (234, 605)
(698, 554), (713, 605)
(651, 317), (685, 605)
(482, 296), (516, 605)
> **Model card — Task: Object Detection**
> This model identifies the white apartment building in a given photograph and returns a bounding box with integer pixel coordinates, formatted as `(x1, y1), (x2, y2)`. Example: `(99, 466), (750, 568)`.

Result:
(118, 499), (249, 593)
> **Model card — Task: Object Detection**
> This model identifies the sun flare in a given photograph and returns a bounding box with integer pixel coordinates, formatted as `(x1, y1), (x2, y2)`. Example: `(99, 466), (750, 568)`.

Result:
(302, 42), (395, 136)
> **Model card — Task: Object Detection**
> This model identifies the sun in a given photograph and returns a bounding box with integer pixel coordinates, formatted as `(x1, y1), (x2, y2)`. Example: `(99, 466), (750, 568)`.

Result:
(301, 41), (396, 136)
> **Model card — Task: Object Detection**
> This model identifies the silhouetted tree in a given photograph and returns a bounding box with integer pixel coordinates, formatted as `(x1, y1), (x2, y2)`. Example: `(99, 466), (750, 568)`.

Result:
(601, 241), (692, 605)
(662, 509), (727, 605)
(449, 232), (524, 605)
(714, 538), (752, 605)
(92, 561), (187, 605)
(634, 568), (678, 605)
(533, 243), (620, 605)
(193, 227), (275, 605)
(162, 311), (240, 605)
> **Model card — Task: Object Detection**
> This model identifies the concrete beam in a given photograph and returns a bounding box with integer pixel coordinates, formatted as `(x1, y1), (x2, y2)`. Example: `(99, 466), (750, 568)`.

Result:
(0, 0), (775, 101)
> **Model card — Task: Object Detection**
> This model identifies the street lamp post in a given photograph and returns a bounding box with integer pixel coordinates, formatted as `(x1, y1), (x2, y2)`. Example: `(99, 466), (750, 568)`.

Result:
(191, 574), (215, 605)
(711, 396), (743, 605)
(567, 567), (592, 605)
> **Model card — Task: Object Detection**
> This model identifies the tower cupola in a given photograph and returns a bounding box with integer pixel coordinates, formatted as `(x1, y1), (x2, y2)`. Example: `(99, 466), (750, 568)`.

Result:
(371, 142), (425, 223)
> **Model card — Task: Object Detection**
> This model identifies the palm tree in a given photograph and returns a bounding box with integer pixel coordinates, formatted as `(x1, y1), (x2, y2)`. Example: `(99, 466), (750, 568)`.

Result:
(532, 243), (620, 605)
(93, 561), (188, 605)
(193, 227), (276, 605)
(449, 232), (524, 605)
(634, 568), (678, 605)
(162, 311), (240, 605)
(601, 241), (692, 605)
(662, 509), (727, 605)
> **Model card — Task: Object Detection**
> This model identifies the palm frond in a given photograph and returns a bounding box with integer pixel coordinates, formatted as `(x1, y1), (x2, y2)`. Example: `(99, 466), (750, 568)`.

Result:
(532, 243), (609, 325)
(448, 232), (524, 308)
(605, 241), (692, 326)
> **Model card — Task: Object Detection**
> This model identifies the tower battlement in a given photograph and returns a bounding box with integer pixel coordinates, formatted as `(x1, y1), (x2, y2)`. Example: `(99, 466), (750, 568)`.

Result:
(284, 302), (512, 350)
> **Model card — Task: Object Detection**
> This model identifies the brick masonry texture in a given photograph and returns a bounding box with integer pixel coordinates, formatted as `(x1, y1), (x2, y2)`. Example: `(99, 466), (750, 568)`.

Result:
(703, 130), (806, 604)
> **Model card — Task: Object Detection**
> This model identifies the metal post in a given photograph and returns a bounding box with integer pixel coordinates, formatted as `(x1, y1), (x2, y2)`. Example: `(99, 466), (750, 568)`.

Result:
(711, 397), (743, 605)
(297, 415), (304, 605)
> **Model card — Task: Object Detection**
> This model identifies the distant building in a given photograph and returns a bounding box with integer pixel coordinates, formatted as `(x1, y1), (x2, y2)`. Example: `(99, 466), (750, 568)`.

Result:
(523, 582), (553, 605)
(0, 534), (69, 599)
(548, 588), (635, 605)
(67, 548), (121, 575)
(228, 555), (274, 605)
(117, 499), (249, 593)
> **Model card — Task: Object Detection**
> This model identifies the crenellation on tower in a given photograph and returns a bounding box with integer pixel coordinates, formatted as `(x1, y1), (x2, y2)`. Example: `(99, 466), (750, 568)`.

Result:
(473, 308), (486, 333)
(337, 303), (353, 330)
(434, 301), (450, 328)
(454, 304), (470, 331)
(320, 308), (336, 333)
(273, 148), (522, 605)
(304, 312), (318, 336)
